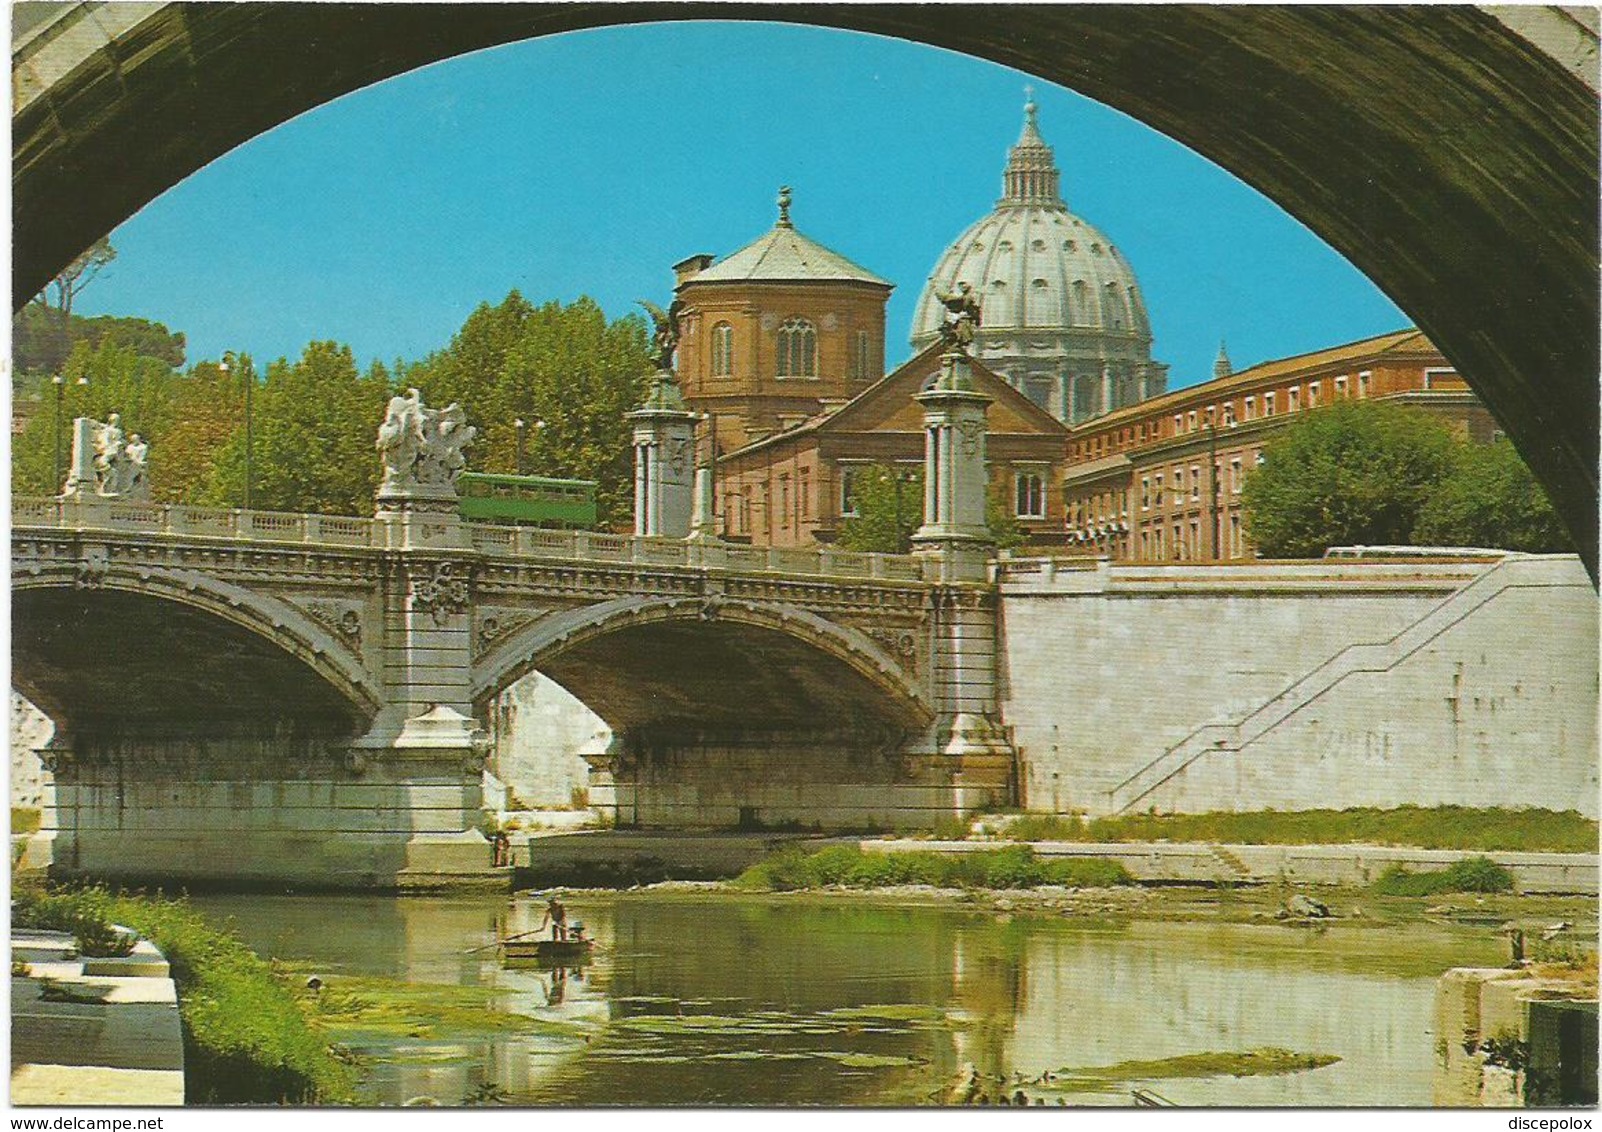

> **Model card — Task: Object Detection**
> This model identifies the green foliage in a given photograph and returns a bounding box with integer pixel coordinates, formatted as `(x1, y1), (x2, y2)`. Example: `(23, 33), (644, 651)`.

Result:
(836, 464), (923, 553)
(11, 807), (42, 835)
(997, 806), (1597, 853)
(1414, 439), (1572, 552)
(12, 884), (353, 1103)
(402, 293), (651, 526)
(203, 343), (384, 514)
(12, 306), (186, 385)
(733, 844), (1131, 891)
(1370, 856), (1514, 896)
(985, 485), (1027, 550)
(1038, 1048), (1340, 1094)
(1241, 401), (1459, 557)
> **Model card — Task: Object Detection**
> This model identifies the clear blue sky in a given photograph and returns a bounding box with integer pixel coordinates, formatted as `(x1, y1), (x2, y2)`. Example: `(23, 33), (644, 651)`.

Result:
(72, 20), (1407, 390)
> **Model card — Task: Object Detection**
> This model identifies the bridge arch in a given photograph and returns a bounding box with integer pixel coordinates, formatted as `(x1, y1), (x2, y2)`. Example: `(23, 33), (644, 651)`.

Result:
(13, 562), (380, 737)
(472, 595), (935, 737)
(13, 6), (1597, 568)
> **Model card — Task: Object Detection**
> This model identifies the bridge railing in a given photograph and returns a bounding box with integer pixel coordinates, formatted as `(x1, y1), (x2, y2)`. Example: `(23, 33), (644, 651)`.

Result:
(14, 497), (930, 583)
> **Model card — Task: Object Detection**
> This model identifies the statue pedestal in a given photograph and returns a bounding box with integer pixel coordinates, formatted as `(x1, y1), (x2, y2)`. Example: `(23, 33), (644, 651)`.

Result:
(374, 483), (469, 550)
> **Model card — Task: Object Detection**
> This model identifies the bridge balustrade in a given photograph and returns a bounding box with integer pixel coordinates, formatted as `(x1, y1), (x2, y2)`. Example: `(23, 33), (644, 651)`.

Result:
(13, 496), (934, 583)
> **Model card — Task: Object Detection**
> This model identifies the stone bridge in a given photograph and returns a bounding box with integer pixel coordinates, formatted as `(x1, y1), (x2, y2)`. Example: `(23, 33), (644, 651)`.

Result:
(12, 494), (1010, 887)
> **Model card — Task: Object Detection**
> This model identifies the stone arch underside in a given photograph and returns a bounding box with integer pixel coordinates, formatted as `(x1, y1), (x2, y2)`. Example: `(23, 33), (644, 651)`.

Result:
(12, 578), (378, 740)
(14, 4), (1596, 572)
(472, 596), (934, 743)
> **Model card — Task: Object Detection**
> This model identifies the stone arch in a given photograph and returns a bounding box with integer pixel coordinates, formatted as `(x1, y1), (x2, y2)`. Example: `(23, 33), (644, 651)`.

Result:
(14, 5), (1596, 569)
(471, 594), (934, 733)
(12, 561), (380, 734)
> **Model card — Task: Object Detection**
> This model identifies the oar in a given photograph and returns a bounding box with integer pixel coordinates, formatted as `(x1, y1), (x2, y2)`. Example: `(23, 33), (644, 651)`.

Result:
(462, 927), (542, 955)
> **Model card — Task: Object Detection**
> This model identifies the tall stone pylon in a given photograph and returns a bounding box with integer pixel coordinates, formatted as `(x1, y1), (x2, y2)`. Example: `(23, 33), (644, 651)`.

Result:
(630, 299), (698, 539)
(911, 347), (995, 583)
(909, 296), (1017, 816)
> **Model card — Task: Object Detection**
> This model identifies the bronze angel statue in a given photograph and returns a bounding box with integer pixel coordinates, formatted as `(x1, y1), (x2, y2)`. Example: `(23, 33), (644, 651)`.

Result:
(638, 297), (684, 372)
(936, 281), (982, 351)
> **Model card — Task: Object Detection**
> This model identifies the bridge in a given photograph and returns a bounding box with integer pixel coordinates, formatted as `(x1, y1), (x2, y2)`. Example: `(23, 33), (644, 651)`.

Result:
(12, 491), (1009, 888)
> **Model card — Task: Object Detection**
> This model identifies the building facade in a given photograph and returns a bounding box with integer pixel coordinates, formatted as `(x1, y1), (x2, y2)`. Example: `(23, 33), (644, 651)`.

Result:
(1060, 329), (1498, 561)
(909, 98), (1169, 424)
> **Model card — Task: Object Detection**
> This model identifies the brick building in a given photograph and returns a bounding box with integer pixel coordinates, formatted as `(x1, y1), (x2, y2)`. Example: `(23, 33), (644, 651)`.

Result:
(1060, 329), (1497, 561)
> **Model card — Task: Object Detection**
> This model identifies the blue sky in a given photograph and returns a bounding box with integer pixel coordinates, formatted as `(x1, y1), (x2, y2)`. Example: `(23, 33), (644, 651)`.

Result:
(71, 20), (1407, 390)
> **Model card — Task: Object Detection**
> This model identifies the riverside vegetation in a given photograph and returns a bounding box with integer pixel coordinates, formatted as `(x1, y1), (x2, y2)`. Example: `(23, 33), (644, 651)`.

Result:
(987, 806), (1596, 853)
(12, 883), (353, 1103)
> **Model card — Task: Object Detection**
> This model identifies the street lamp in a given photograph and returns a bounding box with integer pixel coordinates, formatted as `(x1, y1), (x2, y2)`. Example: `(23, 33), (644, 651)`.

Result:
(221, 353), (251, 510)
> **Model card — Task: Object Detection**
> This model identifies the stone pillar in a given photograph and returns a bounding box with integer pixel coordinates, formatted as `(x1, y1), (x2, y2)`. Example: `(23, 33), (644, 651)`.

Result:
(908, 347), (1017, 814)
(61, 417), (97, 497)
(912, 349), (994, 583)
(1100, 362), (1115, 415)
(628, 373), (696, 539)
(688, 464), (718, 541)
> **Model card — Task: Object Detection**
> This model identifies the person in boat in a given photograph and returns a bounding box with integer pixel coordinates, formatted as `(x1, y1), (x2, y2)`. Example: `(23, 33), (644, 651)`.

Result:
(539, 894), (569, 941)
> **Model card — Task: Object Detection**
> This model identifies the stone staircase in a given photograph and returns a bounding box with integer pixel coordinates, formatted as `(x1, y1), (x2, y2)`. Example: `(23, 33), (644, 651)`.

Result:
(1105, 554), (1528, 814)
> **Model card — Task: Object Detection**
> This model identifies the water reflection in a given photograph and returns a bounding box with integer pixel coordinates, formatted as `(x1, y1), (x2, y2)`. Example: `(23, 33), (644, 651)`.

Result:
(189, 892), (1501, 1107)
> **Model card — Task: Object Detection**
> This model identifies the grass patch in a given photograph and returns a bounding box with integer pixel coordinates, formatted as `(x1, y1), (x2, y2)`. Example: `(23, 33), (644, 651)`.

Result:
(998, 806), (1596, 853)
(11, 807), (41, 835)
(12, 883), (354, 1104)
(1040, 1048), (1340, 1094)
(733, 845), (1130, 892)
(1370, 856), (1514, 896)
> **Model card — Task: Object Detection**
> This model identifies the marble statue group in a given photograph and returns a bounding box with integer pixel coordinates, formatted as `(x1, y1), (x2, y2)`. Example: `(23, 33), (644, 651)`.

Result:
(377, 388), (477, 492)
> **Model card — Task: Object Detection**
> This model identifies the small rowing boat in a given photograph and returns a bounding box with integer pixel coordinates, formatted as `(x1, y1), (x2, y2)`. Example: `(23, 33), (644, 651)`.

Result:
(500, 936), (593, 964)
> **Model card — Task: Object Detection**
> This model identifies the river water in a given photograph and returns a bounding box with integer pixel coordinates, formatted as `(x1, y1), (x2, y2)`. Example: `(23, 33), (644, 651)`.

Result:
(189, 891), (1502, 1107)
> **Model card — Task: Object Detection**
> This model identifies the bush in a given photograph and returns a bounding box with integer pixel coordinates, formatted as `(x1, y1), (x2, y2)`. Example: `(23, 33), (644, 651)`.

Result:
(733, 845), (1130, 891)
(1370, 856), (1514, 896)
(12, 884), (353, 1103)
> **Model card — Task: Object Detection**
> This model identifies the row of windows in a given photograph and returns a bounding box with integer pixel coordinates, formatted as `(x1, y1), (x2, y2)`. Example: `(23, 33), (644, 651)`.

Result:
(1136, 452), (1263, 510)
(706, 320), (876, 381)
(1068, 369), (1394, 460)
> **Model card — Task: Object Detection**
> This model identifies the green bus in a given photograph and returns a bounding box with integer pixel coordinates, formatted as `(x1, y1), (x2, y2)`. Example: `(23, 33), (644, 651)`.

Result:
(457, 472), (598, 528)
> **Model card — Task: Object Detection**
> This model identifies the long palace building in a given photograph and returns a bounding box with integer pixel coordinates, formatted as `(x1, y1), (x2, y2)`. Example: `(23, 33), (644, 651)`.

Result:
(667, 99), (1493, 561)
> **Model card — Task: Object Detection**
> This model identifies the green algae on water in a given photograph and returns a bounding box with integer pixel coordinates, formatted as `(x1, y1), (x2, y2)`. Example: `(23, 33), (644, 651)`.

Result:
(1039, 1048), (1341, 1094)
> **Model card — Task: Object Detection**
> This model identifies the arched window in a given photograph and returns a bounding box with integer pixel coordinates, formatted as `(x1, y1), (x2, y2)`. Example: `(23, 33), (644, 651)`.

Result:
(1014, 472), (1046, 519)
(711, 322), (734, 377)
(776, 317), (816, 378)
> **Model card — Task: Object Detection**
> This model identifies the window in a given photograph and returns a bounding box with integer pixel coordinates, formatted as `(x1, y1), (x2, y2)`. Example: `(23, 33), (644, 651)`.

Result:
(776, 318), (817, 378)
(1189, 519), (1200, 557)
(1174, 414), (1183, 434)
(1190, 466), (1200, 502)
(1187, 410), (1198, 432)
(1172, 467), (1184, 506)
(1230, 457), (1243, 494)
(1172, 523), (1183, 560)
(1358, 370), (1372, 398)
(839, 467), (859, 517)
(1335, 375), (1349, 398)
(1263, 391), (1276, 416)
(711, 322), (734, 377)
(1308, 380), (1321, 407)
(1140, 477), (1151, 511)
(1254, 449), (1266, 467)
(799, 469), (810, 519)
(1230, 512), (1242, 558)
(1152, 474), (1163, 510)
(1222, 403), (1235, 427)
(1288, 386), (1300, 412)
(849, 330), (872, 380)
(1015, 472), (1046, 519)
(1245, 395), (1255, 420)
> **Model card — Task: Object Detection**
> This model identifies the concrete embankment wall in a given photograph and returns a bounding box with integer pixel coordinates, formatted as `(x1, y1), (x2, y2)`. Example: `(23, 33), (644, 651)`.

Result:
(998, 554), (1599, 817)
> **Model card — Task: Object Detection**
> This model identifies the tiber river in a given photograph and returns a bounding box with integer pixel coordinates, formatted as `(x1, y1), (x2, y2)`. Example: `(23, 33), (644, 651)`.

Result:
(189, 891), (1502, 1107)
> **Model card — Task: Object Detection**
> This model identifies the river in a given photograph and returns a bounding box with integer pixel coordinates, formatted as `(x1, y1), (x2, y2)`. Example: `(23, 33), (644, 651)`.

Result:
(188, 890), (1503, 1106)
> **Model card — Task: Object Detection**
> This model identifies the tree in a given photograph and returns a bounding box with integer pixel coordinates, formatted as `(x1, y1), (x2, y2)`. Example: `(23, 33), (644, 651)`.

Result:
(404, 293), (651, 527)
(10, 337), (178, 496)
(837, 465), (925, 553)
(157, 357), (250, 504)
(1414, 439), (1572, 552)
(1239, 400), (1459, 558)
(32, 237), (116, 320)
(200, 343), (384, 514)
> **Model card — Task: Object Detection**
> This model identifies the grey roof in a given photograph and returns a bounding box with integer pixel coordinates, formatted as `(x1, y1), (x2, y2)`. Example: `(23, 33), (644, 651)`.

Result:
(691, 223), (893, 288)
